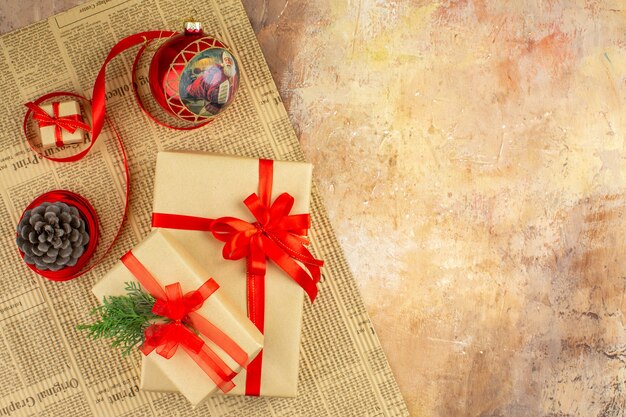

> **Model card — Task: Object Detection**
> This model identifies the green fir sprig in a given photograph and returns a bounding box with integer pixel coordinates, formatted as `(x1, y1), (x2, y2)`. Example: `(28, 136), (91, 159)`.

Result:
(77, 282), (158, 356)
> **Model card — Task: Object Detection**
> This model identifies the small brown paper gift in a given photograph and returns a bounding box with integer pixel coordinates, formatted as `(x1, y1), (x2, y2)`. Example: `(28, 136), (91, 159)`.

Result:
(36, 101), (87, 149)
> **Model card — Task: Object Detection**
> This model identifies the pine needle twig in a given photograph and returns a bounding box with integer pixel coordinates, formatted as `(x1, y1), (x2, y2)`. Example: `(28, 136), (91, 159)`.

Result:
(77, 282), (158, 356)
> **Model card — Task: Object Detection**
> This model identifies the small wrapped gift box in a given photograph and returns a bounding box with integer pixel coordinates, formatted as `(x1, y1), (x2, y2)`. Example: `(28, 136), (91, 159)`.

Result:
(149, 151), (322, 397)
(92, 229), (263, 406)
(35, 101), (88, 149)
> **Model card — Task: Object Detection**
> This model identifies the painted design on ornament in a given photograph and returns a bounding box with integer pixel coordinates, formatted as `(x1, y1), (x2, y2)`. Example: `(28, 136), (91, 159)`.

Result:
(179, 48), (239, 117)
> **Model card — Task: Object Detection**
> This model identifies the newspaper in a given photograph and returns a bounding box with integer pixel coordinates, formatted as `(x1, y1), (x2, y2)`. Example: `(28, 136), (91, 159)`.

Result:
(0, 0), (409, 416)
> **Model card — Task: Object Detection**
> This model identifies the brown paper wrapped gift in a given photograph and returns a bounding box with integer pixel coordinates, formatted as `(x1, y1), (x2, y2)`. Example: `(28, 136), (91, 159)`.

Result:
(148, 150), (320, 397)
(36, 101), (87, 149)
(92, 229), (263, 406)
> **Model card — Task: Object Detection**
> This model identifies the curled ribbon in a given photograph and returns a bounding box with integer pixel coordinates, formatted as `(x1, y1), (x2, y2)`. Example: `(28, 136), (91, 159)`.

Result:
(151, 159), (323, 395)
(21, 31), (179, 281)
(25, 102), (91, 147)
(121, 251), (249, 393)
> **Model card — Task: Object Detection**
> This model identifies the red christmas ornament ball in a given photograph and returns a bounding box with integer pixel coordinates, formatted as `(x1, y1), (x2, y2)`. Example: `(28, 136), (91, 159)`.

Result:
(149, 22), (240, 124)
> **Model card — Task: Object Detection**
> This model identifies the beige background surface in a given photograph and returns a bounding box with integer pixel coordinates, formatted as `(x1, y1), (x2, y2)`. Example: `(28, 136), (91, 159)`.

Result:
(2, 1), (625, 416)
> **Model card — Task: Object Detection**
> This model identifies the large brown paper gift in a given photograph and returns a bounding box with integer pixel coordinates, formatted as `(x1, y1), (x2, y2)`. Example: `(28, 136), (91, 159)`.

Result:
(148, 150), (319, 397)
(92, 229), (263, 406)
(36, 101), (87, 149)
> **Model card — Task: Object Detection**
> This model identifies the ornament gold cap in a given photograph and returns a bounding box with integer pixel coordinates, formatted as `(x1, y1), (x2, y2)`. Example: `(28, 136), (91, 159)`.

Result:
(184, 21), (203, 35)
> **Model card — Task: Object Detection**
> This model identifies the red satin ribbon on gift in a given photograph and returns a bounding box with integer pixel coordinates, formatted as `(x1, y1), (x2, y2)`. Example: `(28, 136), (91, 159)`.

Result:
(151, 159), (323, 395)
(25, 101), (91, 147)
(121, 251), (249, 393)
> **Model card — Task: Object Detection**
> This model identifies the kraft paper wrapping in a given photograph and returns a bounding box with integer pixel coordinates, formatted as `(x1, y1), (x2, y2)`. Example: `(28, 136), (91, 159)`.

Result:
(92, 229), (263, 406)
(38, 101), (85, 149)
(148, 150), (313, 397)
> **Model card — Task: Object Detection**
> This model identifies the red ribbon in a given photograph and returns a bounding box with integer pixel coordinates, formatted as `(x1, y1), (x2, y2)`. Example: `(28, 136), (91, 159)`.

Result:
(21, 92), (124, 281)
(24, 32), (178, 164)
(21, 32), (179, 281)
(25, 101), (91, 147)
(151, 159), (323, 395)
(121, 251), (249, 393)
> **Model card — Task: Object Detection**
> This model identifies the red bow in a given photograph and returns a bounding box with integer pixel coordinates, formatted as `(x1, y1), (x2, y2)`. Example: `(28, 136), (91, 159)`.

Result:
(210, 191), (323, 302)
(25, 102), (91, 147)
(121, 251), (249, 393)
